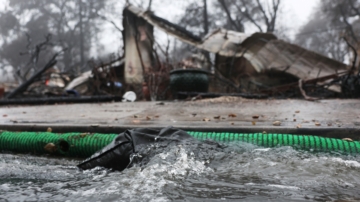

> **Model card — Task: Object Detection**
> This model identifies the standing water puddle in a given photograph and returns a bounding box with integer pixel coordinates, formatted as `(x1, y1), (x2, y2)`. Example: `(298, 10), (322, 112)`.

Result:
(1, 142), (360, 201)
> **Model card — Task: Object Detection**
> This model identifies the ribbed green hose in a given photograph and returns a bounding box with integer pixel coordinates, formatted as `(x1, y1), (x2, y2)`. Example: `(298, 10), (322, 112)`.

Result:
(0, 131), (359, 157)
(187, 131), (360, 154)
(0, 131), (118, 157)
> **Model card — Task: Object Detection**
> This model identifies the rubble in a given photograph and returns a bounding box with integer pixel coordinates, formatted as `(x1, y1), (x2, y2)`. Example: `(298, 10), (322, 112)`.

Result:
(0, 3), (356, 103)
(123, 4), (350, 99)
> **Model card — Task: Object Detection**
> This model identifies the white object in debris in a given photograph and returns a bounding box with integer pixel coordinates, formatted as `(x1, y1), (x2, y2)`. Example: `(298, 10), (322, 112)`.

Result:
(65, 70), (92, 90)
(122, 91), (136, 102)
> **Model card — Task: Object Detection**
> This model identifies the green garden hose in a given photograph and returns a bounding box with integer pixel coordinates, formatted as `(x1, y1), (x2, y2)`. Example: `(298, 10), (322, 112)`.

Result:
(0, 130), (359, 157)
(0, 131), (118, 157)
(187, 131), (360, 154)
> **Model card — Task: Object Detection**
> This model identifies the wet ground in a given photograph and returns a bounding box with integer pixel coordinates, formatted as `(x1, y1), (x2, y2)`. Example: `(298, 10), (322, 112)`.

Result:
(0, 97), (360, 139)
(1, 98), (360, 201)
(1, 141), (360, 201)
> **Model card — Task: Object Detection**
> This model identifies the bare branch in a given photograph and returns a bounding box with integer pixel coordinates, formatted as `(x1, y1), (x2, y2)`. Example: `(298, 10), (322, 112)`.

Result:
(269, 0), (280, 32)
(98, 14), (123, 33)
(342, 36), (357, 74)
(147, 0), (153, 10)
(340, 5), (358, 43)
(236, 0), (263, 32)
(348, 0), (360, 16)
(218, 0), (243, 31)
(255, 0), (271, 30)
(298, 79), (318, 101)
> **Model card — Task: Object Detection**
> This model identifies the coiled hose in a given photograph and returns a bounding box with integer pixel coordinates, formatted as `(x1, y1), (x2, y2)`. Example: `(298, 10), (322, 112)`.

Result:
(0, 131), (359, 157)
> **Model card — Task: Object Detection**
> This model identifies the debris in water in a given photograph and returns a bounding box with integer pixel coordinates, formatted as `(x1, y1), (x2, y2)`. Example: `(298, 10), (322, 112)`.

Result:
(47, 127), (52, 132)
(342, 138), (353, 142)
(252, 121), (256, 125)
(231, 122), (234, 125)
(2, 114), (7, 117)
(132, 120), (140, 124)
(327, 123), (332, 126)
(134, 115), (139, 118)
(315, 122), (321, 126)
(203, 118), (210, 122)
(252, 115), (259, 119)
(44, 143), (57, 153)
(146, 116), (152, 120)
(214, 115), (221, 119)
(192, 113), (197, 117)
(228, 113), (237, 118)
(296, 124), (301, 128)
(293, 119), (296, 122)
(295, 110), (300, 113)
(273, 121), (281, 126)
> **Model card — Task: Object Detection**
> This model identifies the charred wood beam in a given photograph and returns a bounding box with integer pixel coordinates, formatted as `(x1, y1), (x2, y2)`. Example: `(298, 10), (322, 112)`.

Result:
(145, 11), (202, 42)
(5, 51), (62, 99)
(96, 56), (124, 69)
(19, 33), (53, 81)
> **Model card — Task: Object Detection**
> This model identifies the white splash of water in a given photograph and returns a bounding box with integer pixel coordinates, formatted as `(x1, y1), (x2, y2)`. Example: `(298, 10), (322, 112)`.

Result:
(268, 184), (301, 190)
(59, 145), (214, 201)
(331, 157), (360, 168)
(253, 148), (271, 152)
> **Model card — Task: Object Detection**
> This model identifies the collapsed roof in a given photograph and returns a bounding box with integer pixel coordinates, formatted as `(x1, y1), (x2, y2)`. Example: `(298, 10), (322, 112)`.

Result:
(125, 5), (276, 57)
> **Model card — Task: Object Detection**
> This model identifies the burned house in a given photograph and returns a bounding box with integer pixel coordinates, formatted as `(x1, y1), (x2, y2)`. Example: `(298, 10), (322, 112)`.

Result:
(122, 4), (348, 98)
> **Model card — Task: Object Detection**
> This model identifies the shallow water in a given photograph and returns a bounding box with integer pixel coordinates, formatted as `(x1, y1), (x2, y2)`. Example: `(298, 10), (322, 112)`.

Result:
(1, 142), (360, 202)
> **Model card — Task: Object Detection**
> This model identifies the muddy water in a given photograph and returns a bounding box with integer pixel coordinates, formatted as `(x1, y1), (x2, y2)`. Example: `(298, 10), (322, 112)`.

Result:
(1, 142), (360, 202)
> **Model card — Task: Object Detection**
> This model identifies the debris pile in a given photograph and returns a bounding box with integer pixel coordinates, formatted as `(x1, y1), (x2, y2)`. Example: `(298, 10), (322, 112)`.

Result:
(1, 4), (358, 104)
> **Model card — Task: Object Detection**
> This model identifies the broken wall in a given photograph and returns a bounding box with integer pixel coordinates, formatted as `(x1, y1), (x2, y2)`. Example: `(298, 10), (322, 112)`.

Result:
(123, 9), (155, 84)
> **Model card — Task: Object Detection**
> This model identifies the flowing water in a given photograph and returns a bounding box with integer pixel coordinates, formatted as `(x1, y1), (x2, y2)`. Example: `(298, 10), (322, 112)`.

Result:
(1, 141), (360, 202)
